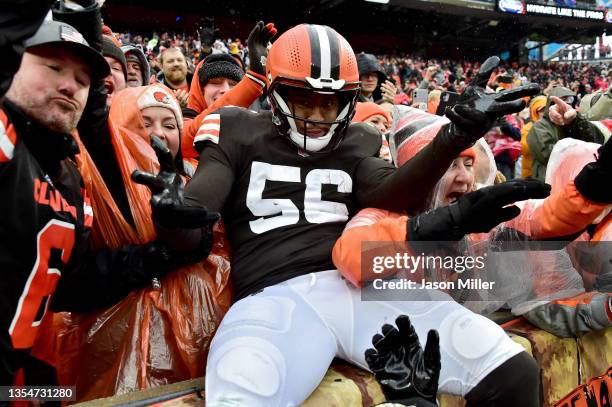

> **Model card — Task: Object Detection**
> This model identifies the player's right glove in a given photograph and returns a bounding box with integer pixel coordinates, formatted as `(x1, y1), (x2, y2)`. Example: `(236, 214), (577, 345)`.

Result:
(132, 135), (220, 230)
(132, 136), (219, 265)
(407, 179), (551, 241)
(440, 56), (540, 153)
(574, 137), (612, 203)
(366, 315), (441, 406)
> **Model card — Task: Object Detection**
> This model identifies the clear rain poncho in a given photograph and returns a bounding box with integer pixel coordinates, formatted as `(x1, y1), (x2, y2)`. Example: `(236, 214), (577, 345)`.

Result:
(386, 106), (608, 320)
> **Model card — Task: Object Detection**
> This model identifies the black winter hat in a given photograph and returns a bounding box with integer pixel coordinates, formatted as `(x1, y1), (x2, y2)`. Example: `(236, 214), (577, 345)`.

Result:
(198, 53), (244, 88)
(356, 52), (387, 81)
(102, 36), (127, 80)
(122, 44), (151, 85)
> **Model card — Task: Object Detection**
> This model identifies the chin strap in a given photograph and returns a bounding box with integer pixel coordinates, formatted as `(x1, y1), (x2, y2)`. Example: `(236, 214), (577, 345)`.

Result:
(271, 87), (353, 153)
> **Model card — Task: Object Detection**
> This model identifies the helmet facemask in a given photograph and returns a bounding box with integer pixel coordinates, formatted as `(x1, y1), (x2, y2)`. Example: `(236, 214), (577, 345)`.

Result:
(269, 81), (359, 154)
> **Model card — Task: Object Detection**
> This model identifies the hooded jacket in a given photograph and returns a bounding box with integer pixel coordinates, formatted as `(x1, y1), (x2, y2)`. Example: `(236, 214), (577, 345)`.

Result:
(332, 108), (611, 337)
(109, 84), (189, 175)
(121, 44), (152, 85)
(356, 52), (388, 104)
(520, 95), (546, 178)
(581, 85), (612, 121)
(526, 87), (602, 181)
(182, 60), (266, 159)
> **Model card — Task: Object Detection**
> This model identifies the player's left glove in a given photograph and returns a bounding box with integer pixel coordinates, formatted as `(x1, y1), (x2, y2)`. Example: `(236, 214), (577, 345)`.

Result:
(247, 21), (277, 76)
(441, 56), (539, 154)
(575, 137), (612, 203)
(365, 315), (441, 405)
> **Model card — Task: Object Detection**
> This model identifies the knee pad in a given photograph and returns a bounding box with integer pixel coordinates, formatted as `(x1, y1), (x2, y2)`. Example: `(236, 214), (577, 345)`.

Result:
(220, 296), (296, 334)
(207, 336), (288, 407)
(441, 312), (506, 360)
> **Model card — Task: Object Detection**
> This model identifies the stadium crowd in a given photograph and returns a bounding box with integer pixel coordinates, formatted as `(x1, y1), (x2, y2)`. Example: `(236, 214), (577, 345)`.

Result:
(1, 1), (611, 406)
(113, 29), (612, 94)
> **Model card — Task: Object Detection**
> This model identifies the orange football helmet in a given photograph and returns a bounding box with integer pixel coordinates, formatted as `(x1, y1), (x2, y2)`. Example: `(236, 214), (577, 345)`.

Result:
(266, 24), (360, 153)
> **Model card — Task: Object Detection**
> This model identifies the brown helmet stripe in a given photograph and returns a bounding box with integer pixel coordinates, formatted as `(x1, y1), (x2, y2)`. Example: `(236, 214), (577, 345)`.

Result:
(324, 26), (340, 80)
(306, 25), (341, 81)
(306, 24), (321, 79)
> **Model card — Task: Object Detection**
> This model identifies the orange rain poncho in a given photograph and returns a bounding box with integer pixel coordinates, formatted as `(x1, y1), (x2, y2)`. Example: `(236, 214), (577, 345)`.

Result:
(33, 84), (231, 402)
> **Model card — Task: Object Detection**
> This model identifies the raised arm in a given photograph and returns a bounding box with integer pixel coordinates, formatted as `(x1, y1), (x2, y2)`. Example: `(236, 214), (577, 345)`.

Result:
(357, 57), (539, 212)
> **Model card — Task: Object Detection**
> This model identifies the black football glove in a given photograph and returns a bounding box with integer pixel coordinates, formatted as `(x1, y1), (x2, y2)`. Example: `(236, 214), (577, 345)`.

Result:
(198, 17), (217, 46)
(197, 17), (219, 56)
(131, 135), (220, 230)
(365, 315), (441, 404)
(407, 179), (551, 241)
(575, 137), (612, 203)
(1, 0), (55, 98)
(53, 0), (103, 56)
(441, 56), (540, 153)
(247, 21), (277, 76)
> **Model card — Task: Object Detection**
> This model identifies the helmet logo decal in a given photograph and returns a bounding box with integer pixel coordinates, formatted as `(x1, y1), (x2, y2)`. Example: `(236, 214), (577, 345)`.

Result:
(305, 76), (346, 90)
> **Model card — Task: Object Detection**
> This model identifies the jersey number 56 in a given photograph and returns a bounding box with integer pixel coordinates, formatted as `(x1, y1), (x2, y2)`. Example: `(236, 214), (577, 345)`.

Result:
(247, 161), (353, 234)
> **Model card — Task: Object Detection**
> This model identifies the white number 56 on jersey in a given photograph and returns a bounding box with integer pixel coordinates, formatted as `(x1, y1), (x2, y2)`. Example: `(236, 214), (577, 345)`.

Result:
(246, 161), (353, 234)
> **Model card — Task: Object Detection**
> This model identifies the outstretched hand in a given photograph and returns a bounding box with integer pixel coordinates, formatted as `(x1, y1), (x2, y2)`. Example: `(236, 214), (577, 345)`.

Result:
(131, 135), (220, 229)
(380, 80), (398, 104)
(365, 315), (441, 403)
(548, 95), (577, 127)
(197, 17), (219, 49)
(575, 137), (612, 203)
(408, 179), (551, 241)
(454, 178), (551, 234)
(443, 56), (540, 152)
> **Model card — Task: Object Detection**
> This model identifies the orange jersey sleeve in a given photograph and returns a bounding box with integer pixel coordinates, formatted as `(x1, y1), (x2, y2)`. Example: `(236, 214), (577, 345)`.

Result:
(504, 181), (608, 239)
(332, 208), (408, 287)
(182, 70), (266, 159)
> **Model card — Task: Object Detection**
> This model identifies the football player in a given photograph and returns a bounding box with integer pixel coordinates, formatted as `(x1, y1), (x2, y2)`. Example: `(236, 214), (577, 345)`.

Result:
(133, 24), (541, 406)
